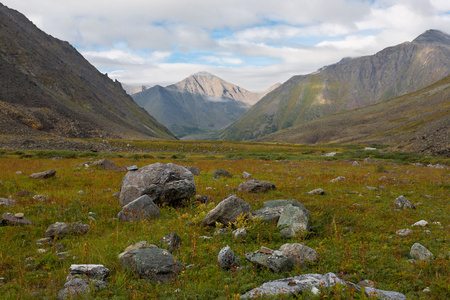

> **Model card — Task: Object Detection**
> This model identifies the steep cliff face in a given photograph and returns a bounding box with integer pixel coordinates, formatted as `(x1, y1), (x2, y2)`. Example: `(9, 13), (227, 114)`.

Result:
(220, 30), (450, 141)
(0, 3), (175, 140)
(133, 72), (279, 139)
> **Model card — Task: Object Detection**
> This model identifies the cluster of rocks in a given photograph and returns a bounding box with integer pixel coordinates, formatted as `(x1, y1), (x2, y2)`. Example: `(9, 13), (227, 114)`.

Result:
(57, 264), (109, 300)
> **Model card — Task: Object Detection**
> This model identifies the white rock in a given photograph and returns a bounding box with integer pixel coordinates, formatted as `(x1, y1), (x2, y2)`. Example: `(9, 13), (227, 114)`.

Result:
(412, 220), (428, 227)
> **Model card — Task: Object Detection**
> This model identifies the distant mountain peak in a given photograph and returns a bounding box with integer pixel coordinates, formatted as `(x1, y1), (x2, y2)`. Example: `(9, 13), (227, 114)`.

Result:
(413, 29), (450, 45)
(192, 71), (216, 77)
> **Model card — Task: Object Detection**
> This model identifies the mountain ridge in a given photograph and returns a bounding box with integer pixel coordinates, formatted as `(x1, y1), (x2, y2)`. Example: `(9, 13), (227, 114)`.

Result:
(0, 3), (175, 140)
(220, 29), (450, 141)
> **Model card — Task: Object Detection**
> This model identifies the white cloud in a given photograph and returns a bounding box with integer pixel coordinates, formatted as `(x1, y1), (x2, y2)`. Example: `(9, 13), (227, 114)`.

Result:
(2, 0), (450, 91)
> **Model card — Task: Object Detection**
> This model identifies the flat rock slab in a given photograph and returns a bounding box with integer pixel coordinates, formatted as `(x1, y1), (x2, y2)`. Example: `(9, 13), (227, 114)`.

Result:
(68, 264), (110, 281)
(29, 170), (56, 179)
(45, 222), (90, 238)
(245, 249), (293, 273)
(119, 163), (196, 207)
(2, 213), (34, 226)
(237, 179), (276, 193)
(279, 243), (318, 266)
(365, 287), (406, 300)
(241, 272), (345, 298)
(120, 248), (184, 282)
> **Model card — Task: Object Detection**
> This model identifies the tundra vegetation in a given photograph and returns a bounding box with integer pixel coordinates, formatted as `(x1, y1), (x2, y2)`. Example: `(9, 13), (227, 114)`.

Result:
(0, 140), (448, 299)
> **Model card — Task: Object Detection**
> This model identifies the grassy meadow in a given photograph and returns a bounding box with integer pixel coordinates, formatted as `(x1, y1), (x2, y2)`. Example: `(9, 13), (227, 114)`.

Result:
(0, 140), (449, 299)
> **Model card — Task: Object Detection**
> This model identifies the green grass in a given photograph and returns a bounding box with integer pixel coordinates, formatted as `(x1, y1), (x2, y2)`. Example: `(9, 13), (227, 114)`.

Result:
(0, 141), (449, 299)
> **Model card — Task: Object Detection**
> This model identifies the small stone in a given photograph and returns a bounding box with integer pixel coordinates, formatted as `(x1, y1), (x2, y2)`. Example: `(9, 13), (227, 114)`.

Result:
(78, 190), (84, 195)
(232, 228), (247, 239)
(186, 166), (200, 176)
(214, 228), (230, 236)
(127, 165), (139, 171)
(37, 249), (47, 253)
(330, 176), (346, 183)
(212, 169), (232, 178)
(412, 220), (428, 227)
(14, 213), (24, 218)
(396, 229), (413, 237)
(0, 198), (15, 206)
(160, 232), (182, 253)
(242, 171), (252, 179)
(394, 195), (415, 209)
(307, 188), (325, 195)
(410, 243), (434, 261)
(218, 246), (238, 270)
(36, 237), (53, 246)
(29, 170), (56, 179)
(423, 287), (431, 292)
(16, 171), (23, 175)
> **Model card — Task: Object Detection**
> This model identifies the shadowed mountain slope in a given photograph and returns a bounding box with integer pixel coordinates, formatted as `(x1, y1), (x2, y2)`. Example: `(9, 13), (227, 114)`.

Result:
(0, 3), (175, 140)
(220, 29), (450, 141)
(256, 75), (450, 157)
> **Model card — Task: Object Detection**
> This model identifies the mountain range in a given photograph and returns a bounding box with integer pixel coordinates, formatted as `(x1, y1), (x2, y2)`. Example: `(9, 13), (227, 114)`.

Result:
(132, 72), (280, 139)
(220, 29), (450, 142)
(0, 3), (175, 140)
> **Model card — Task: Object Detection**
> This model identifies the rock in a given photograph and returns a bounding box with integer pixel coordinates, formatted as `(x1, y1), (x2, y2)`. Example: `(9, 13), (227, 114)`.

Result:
(279, 243), (318, 266)
(394, 195), (415, 209)
(57, 277), (108, 300)
(33, 195), (50, 201)
(1, 213), (34, 226)
(352, 161), (360, 167)
(203, 194), (251, 227)
(14, 213), (24, 218)
(395, 229), (413, 237)
(364, 287), (406, 300)
(0, 198), (14, 206)
(410, 243), (434, 261)
(330, 176), (346, 183)
(364, 186), (378, 191)
(212, 169), (232, 178)
(29, 170), (56, 179)
(218, 246), (238, 270)
(252, 206), (285, 223)
(186, 166), (200, 176)
(277, 204), (310, 238)
(214, 228), (230, 236)
(127, 165), (139, 171)
(412, 220), (428, 227)
(92, 159), (118, 171)
(17, 191), (35, 197)
(232, 228), (247, 239)
(160, 232), (182, 253)
(123, 241), (158, 253)
(364, 157), (373, 163)
(78, 190), (84, 195)
(45, 222), (89, 239)
(307, 188), (325, 195)
(262, 199), (307, 209)
(245, 248), (293, 273)
(118, 195), (160, 222)
(195, 195), (213, 204)
(241, 272), (345, 298)
(36, 237), (53, 246)
(242, 171), (252, 179)
(119, 248), (184, 282)
(237, 179), (276, 193)
(356, 279), (375, 289)
(119, 163), (196, 207)
(68, 264), (110, 281)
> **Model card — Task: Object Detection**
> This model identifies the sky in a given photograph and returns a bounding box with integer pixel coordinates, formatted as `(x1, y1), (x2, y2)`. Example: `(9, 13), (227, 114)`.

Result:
(3, 0), (450, 92)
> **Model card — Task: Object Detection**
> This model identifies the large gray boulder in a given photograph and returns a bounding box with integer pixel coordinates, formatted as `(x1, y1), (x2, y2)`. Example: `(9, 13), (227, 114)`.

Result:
(118, 195), (160, 222)
(120, 248), (184, 282)
(245, 247), (293, 273)
(119, 163), (196, 207)
(410, 243), (434, 261)
(277, 204), (310, 238)
(279, 243), (318, 266)
(237, 179), (276, 193)
(241, 272), (345, 298)
(202, 194), (251, 227)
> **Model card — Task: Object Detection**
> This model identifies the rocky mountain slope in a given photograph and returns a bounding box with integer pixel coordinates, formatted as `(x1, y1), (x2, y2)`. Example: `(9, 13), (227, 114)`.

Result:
(133, 72), (279, 139)
(221, 29), (450, 141)
(0, 3), (175, 140)
(256, 75), (450, 157)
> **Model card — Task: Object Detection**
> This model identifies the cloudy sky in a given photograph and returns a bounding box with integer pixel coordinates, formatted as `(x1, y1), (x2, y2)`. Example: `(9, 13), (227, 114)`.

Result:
(3, 0), (450, 91)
